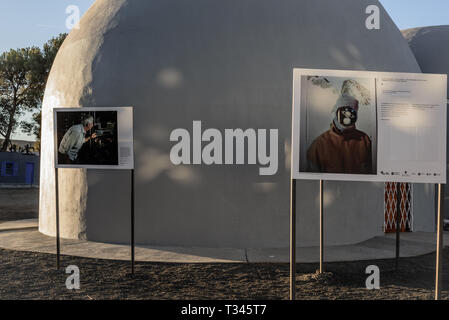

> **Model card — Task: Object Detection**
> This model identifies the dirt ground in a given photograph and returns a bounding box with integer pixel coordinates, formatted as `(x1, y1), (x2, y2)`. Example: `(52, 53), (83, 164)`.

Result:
(0, 247), (448, 300)
(0, 188), (447, 300)
(0, 188), (39, 222)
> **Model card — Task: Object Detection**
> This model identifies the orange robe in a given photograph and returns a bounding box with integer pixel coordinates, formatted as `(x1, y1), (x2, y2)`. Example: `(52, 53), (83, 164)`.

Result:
(307, 124), (373, 174)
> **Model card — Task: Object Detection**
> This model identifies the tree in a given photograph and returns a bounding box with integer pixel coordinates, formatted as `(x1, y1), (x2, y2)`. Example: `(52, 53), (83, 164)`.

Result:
(0, 33), (67, 151)
(21, 111), (41, 150)
(21, 33), (67, 151)
(0, 47), (41, 151)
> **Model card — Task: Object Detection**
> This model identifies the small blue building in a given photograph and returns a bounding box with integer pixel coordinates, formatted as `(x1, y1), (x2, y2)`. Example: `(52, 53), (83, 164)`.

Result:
(0, 152), (40, 187)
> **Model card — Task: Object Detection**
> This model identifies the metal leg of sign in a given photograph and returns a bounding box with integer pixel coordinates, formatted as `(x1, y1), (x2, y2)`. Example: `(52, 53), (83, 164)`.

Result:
(395, 182), (401, 270)
(55, 167), (60, 270)
(320, 180), (324, 274)
(435, 183), (444, 300)
(290, 178), (297, 300)
(131, 169), (135, 275)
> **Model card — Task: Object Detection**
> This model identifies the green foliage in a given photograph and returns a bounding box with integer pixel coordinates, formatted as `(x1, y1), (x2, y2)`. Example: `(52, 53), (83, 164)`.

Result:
(21, 110), (41, 150)
(0, 33), (67, 151)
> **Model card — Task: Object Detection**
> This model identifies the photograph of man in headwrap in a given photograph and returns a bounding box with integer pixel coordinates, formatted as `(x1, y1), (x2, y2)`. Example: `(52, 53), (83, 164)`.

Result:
(307, 93), (373, 174)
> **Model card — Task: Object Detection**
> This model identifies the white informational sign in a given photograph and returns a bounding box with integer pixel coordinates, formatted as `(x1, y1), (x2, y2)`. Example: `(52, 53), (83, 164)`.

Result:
(291, 68), (447, 183)
(54, 107), (134, 170)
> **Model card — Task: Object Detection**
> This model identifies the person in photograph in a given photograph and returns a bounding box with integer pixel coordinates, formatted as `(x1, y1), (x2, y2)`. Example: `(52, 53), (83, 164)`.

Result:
(58, 115), (98, 164)
(307, 94), (373, 174)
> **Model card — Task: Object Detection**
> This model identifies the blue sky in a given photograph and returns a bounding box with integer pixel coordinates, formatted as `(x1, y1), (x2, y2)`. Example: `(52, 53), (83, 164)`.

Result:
(380, 0), (449, 30)
(0, 0), (448, 140)
(0, 0), (95, 54)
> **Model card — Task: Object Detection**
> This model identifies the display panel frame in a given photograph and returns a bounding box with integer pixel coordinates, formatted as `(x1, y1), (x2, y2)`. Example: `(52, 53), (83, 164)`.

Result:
(53, 106), (134, 170)
(291, 68), (447, 183)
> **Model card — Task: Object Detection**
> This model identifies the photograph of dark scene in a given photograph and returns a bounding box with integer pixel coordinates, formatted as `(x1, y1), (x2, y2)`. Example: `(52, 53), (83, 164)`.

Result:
(56, 111), (118, 166)
(298, 75), (377, 175)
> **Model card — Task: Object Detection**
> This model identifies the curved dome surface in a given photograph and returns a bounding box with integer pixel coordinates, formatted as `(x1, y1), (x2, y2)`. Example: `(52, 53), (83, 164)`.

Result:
(39, 0), (430, 248)
(403, 26), (449, 78)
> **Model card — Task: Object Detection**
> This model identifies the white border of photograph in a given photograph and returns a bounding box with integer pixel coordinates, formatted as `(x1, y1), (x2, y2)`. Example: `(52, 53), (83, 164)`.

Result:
(291, 68), (447, 183)
(53, 106), (134, 170)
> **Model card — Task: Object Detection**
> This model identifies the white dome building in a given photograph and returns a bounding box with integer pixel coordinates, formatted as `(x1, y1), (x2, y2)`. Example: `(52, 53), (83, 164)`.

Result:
(40, 0), (436, 248)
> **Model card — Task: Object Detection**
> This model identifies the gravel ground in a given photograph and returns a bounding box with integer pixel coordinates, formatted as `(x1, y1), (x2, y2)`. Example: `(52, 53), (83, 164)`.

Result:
(0, 188), (38, 222)
(1, 188), (447, 300)
(0, 248), (448, 300)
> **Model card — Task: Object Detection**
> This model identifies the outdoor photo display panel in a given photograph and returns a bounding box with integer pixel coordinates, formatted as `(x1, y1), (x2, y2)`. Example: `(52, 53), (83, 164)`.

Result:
(291, 68), (447, 183)
(54, 107), (134, 169)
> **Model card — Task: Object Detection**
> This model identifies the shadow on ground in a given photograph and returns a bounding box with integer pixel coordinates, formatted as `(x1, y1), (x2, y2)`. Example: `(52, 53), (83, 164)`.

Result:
(0, 247), (448, 300)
